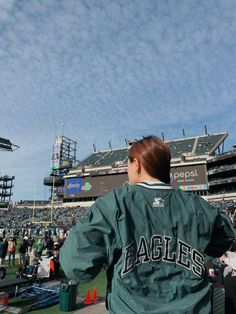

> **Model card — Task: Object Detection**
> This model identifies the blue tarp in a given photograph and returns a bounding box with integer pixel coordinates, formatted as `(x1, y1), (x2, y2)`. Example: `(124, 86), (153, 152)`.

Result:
(18, 283), (60, 311)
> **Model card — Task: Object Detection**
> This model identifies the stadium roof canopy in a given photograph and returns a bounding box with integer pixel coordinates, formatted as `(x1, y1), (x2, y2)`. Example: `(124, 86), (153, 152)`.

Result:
(71, 132), (227, 172)
(78, 147), (129, 169)
(166, 132), (227, 158)
(0, 137), (20, 151)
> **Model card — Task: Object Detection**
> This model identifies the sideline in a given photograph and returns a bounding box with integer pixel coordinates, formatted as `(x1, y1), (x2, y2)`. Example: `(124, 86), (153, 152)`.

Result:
(73, 301), (108, 314)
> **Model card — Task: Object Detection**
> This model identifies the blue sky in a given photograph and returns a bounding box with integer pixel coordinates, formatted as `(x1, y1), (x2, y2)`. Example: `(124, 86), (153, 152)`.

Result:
(0, 0), (236, 201)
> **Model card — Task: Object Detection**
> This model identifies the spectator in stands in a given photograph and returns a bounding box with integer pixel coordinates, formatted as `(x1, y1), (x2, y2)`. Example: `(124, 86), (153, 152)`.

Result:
(22, 228), (26, 238)
(60, 136), (236, 314)
(7, 237), (16, 267)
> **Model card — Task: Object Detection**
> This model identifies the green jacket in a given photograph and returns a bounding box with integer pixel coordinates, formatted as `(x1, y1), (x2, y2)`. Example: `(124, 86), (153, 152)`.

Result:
(60, 182), (235, 314)
(35, 240), (44, 254)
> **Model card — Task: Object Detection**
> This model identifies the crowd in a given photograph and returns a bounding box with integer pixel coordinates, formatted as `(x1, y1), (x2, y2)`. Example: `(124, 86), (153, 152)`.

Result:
(0, 227), (68, 280)
(0, 205), (89, 230)
(0, 204), (89, 281)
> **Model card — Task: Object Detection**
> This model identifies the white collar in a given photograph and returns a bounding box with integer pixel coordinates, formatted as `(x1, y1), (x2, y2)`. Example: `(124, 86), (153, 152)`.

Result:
(137, 181), (172, 190)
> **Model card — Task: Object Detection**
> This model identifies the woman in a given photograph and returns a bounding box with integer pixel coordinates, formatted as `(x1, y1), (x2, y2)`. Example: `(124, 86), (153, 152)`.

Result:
(60, 136), (235, 314)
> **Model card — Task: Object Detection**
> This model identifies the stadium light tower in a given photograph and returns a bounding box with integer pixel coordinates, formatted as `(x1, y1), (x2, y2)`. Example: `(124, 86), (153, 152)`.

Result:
(0, 137), (19, 151)
(44, 134), (78, 202)
(0, 137), (19, 206)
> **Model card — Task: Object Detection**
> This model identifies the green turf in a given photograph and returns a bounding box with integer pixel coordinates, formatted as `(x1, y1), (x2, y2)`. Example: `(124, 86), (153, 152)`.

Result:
(78, 269), (107, 298)
(29, 270), (107, 314)
(3, 264), (107, 313)
(4, 263), (18, 279)
(2, 238), (107, 313)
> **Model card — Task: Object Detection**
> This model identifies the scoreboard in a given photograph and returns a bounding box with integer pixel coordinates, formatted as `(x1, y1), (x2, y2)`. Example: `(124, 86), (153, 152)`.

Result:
(64, 173), (128, 199)
(63, 164), (208, 199)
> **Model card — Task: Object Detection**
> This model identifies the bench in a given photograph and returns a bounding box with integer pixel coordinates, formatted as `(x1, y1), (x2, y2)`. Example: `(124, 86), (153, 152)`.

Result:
(0, 278), (30, 296)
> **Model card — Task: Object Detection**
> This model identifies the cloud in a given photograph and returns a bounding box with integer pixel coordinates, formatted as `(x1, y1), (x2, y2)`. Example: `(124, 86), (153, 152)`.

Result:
(0, 0), (15, 18)
(0, 0), (236, 199)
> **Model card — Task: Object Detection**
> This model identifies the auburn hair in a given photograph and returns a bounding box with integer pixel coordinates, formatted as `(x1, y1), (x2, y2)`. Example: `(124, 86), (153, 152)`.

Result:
(128, 136), (171, 184)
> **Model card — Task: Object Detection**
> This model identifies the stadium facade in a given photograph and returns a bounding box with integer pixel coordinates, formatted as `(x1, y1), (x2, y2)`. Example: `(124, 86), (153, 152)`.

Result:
(42, 132), (236, 219)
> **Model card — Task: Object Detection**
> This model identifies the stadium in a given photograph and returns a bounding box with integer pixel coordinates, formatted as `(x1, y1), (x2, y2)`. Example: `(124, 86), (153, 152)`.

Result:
(0, 131), (236, 313)
(1, 130), (236, 229)
(41, 130), (236, 225)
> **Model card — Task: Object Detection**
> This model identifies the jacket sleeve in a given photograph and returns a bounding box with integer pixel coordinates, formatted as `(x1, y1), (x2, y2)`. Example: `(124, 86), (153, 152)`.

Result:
(59, 195), (118, 283)
(204, 209), (236, 257)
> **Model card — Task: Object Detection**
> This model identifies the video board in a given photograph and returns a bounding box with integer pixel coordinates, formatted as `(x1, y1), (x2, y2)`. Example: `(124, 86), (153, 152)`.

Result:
(64, 173), (128, 198)
(64, 164), (208, 199)
(170, 164), (208, 191)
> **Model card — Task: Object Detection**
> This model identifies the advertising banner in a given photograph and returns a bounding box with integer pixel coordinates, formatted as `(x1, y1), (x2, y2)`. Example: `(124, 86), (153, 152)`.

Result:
(51, 143), (61, 170)
(170, 164), (208, 190)
(65, 177), (82, 195)
(64, 164), (208, 199)
(64, 173), (128, 198)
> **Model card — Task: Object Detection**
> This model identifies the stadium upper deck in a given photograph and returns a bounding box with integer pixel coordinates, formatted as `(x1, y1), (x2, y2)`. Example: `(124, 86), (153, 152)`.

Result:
(78, 147), (129, 170)
(70, 132), (227, 173)
(61, 132), (230, 204)
(6, 131), (233, 229)
(18, 131), (236, 225)
(168, 132), (227, 158)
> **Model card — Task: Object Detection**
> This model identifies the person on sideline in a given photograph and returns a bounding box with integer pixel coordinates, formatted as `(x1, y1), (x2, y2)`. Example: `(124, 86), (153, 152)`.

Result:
(18, 238), (28, 266)
(60, 136), (235, 314)
(35, 238), (44, 257)
(0, 238), (8, 267)
(0, 237), (6, 266)
(219, 242), (236, 314)
(7, 237), (16, 267)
